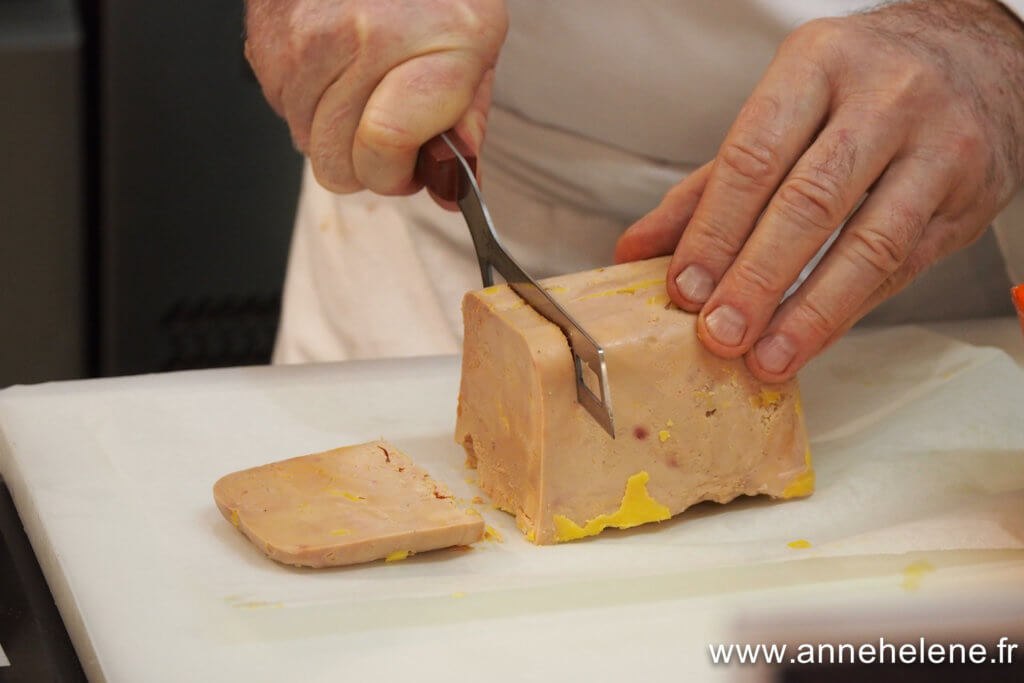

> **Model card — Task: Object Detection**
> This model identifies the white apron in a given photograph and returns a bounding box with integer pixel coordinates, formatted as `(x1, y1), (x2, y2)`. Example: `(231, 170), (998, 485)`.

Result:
(273, 0), (1024, 363)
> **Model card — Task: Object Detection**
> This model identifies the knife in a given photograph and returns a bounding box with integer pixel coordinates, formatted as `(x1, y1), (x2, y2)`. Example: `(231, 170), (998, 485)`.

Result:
(415, 131), (616, 438)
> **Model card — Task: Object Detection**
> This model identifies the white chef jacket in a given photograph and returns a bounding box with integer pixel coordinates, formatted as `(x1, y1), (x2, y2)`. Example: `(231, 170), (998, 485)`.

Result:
(273, 0), (1024, 364)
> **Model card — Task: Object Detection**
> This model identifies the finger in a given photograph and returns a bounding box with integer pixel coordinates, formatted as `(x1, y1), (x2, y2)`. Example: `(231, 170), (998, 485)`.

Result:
(277, 25), (359, 151)
(424, 67), (496, 211)
(667, 48), (832, 309)
(814, 261), (916, 355)
(817, 214), (987, 354)
(352, 50), (489, 195)
(307, 58), (383, 194)
(452, 67), (494, 161)
(613, 161), (714, 265)
(697, 108), (908, 358)
(742, 155), (952, 381)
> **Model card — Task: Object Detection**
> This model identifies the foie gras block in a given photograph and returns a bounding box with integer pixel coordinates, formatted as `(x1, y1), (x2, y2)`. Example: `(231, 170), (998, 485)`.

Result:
(455, 256), (812, 545)
(213, 440), (484, 567)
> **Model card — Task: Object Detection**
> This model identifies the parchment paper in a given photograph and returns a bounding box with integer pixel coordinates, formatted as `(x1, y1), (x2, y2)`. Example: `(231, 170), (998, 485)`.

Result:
(2, 324), (1023, 647)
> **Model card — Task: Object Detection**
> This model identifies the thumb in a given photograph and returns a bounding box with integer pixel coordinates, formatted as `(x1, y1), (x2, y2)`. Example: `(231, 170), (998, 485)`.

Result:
(352, 50), (492, 196)
(428, 68), (496, 211)
(614, 161), (713, 263)
(453, 67), (495, 162)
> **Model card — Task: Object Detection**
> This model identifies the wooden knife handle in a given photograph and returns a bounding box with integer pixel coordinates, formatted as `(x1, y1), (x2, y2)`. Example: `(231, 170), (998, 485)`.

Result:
(414, 130), (478, 203)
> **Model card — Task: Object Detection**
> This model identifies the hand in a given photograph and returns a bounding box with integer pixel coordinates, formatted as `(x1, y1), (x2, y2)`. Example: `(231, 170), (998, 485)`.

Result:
(244, 0), (507, 199)
(616, 0), (1024, 382)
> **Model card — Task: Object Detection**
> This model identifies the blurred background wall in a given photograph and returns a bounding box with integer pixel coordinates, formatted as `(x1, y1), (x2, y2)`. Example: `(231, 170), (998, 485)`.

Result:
(0, 0), (303, 387)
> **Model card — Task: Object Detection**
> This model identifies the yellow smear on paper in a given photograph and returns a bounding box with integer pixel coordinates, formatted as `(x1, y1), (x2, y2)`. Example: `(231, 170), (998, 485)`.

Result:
(578, 279), (664, 301)
(471, 496), (484, 504)
(753, 389), (782, 408)
(385, 550), (411, 563)
(901, 560), (935, 590)
(788, 539), (811, 549)
(235, 601), (284, 610)
(329, 528), (352, 536)
(326, 490), (365, 502)
(658, 430), (671, 443)
(646, 294), (670, 306)
(484, 525), (504, 543)
(782, 448), (815, 499)
(229, 509), (240, 527)
(553, 471), (671, 542)
(464, 477), (475, 484)
(451, 591), (466, 598)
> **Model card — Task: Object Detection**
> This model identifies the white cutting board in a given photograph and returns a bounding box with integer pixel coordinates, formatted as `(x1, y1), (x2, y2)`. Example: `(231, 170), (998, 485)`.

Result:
(2, 320), (1024, 682)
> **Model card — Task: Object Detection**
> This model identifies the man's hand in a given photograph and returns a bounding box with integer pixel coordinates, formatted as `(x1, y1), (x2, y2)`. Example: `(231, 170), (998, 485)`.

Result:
(616, 0), (1024, 382)
(244, 0), (507, 198)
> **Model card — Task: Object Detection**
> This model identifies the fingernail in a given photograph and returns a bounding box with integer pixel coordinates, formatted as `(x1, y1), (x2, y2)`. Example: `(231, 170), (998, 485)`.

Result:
(754, 334), (797, 373)
(704, 306), (747, 346)
(675, 264), (714, 304)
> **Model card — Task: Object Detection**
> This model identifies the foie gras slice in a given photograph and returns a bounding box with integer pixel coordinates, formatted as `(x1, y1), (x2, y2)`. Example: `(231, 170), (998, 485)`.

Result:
(455, 256), (813, 545)
(213, 440), (484, 567)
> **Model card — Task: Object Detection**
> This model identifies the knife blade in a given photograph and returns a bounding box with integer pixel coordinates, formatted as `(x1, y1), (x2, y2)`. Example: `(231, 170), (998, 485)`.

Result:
(415, 131), (616, 437)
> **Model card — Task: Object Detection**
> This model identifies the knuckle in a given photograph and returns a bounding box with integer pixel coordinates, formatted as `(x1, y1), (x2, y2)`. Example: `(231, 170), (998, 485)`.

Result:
(242, 36), (284, 109)
(717, 136), (782, 191)
(285, 7), (326, 55)
(309, 147), (360, 194)
(358, 113), (420, 153)
(877, 260), (920, 301)
(845, 88), (915, 127)
(846, 226), (908, 276)
(730, 258), (782, 301)
(898, 250), (931, 283)
(784, 18), (845, 55)
(242, 38), (259, 73)
(468, 2), (510, 53)
(285, 4), (361, 68)
(686, 215), (746, 260)
(889, 199), (928, 240)
(893, 61), (933, 100)
(446, 0), (509, 41)
(946, 128), (984, 162)
(775, 172), (847, 235)
(411, 51), (483, 96)
(908, 146), (960, 185)
(793, 296), (839, 341)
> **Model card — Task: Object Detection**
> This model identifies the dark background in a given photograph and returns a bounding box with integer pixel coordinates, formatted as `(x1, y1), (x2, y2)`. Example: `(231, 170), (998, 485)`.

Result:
(1, 4), (303, 678)
(0, 0), (303, 388)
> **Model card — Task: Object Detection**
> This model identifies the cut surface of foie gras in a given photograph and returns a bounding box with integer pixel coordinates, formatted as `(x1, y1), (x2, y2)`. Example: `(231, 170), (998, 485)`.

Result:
(213, 440), (484, 567)
(455, 256), (813, 545)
